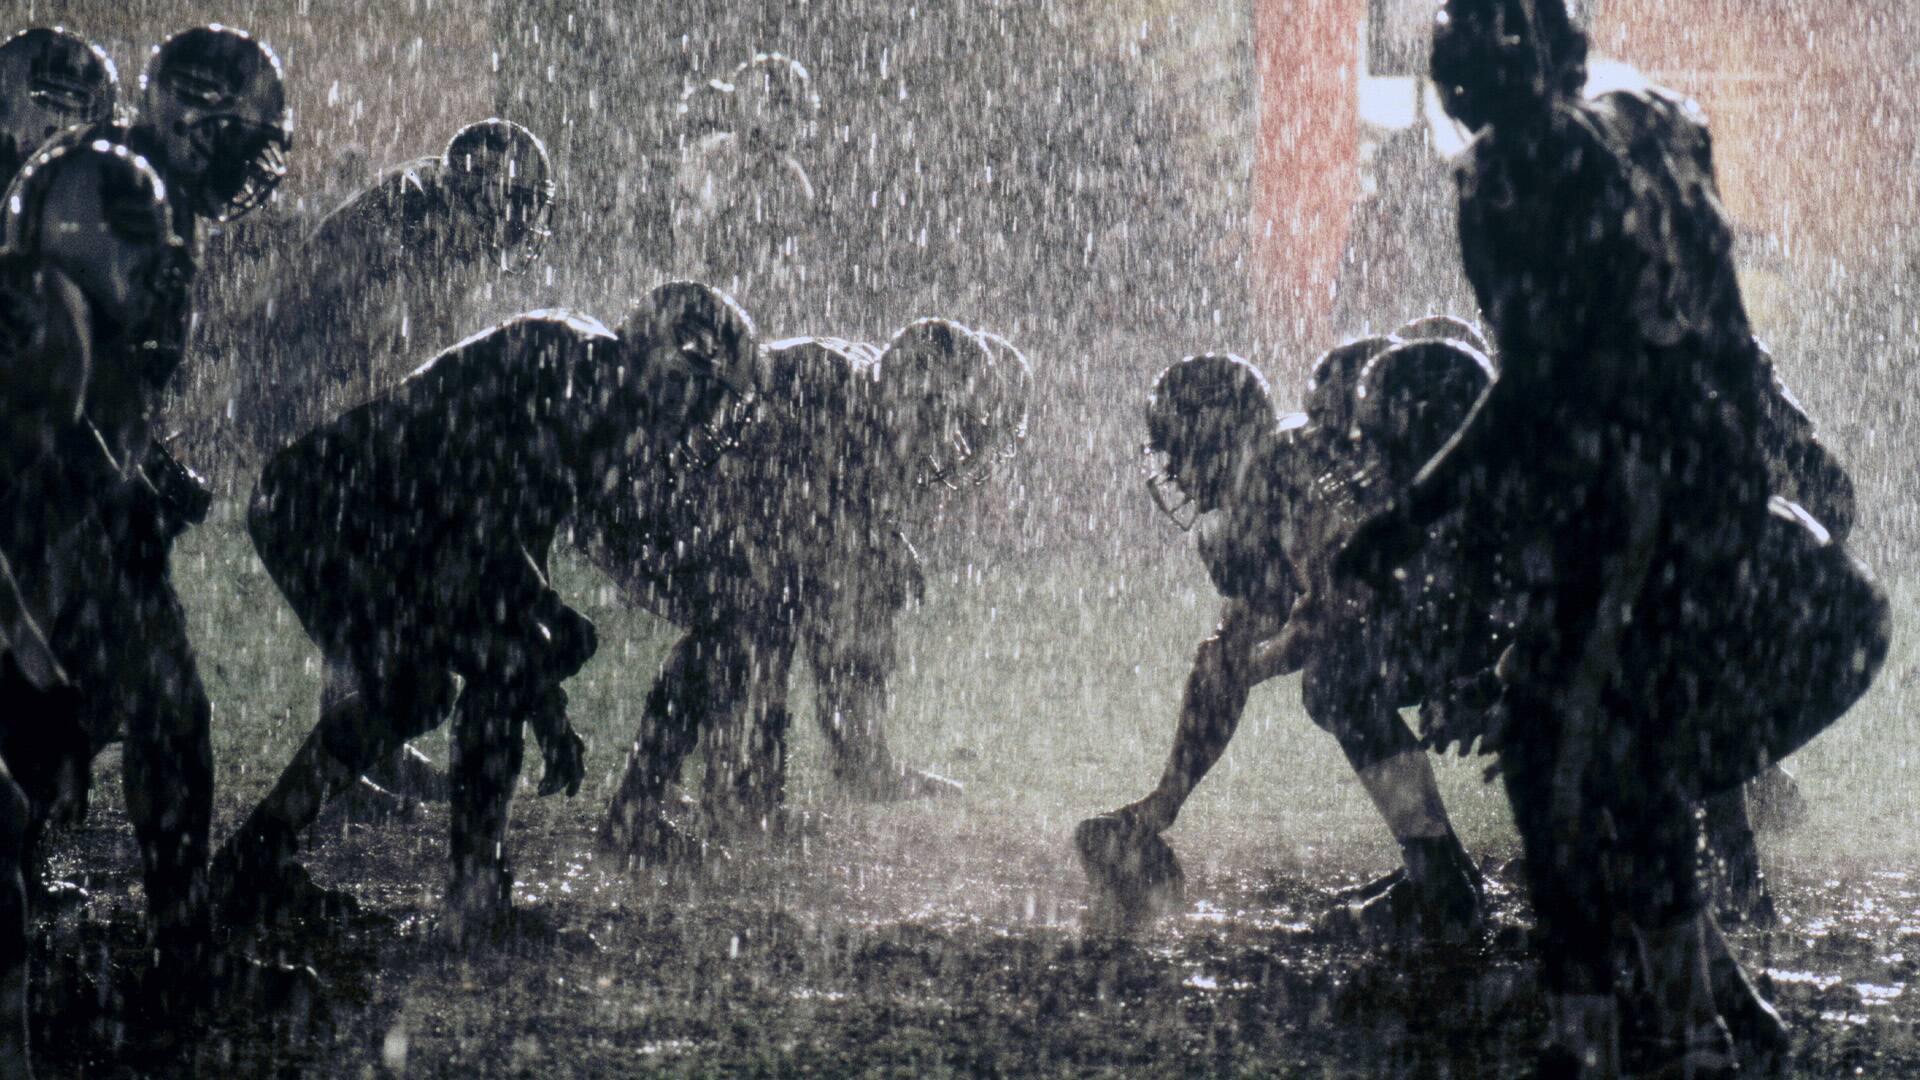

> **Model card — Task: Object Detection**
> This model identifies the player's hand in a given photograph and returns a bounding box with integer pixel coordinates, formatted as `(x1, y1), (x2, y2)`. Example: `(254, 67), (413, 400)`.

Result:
(538, 729), (587, 798)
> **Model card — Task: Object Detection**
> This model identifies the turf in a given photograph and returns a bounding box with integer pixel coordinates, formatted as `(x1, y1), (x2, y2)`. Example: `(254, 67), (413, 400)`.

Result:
(36, 507), (1920, 1077)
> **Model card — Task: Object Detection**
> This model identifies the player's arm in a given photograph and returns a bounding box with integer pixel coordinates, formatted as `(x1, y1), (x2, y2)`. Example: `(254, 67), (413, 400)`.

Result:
(1117, 598), (1273, 832)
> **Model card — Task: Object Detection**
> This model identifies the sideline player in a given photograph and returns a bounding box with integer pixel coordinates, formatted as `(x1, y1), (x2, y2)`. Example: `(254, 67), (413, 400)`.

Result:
(212, 282), (759, 935)
(1336, 3), (1889, 1073)
(0, 139), (218, 1068)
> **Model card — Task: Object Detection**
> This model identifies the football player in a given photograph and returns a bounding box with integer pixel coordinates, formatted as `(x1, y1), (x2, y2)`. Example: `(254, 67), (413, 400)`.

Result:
(1335, 2), (1888, 1073)
(28, 23), (293, 568)
(211, 281), (759, 935)
(670, 52), (820, 324)
(240, 117), (556, 455)
(1078, 323), (1500, 940)
(591, 318), (1030, 859)
(0, 138), (218, 1066)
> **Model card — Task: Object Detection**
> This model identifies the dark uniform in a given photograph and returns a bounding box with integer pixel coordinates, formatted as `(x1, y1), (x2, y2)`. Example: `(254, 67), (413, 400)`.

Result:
(0, 138), (210, 1074)
(219, 280), (759, 928)
(223, 312), (618, 925)
(0, 26), (118, 184)
(1336, 2), (1888, 1071)
(1082, 336), (1499, 937)
(590, 335), (930, 858)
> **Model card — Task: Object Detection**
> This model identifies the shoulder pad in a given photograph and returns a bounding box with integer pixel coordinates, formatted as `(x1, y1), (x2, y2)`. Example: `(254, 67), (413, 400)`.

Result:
(517, 308), (618, 342)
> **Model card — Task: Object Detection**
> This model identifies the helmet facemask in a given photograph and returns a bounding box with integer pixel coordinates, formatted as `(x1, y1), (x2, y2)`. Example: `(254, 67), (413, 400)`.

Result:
(443, 119), (556, 274)
(139, 26), (292, 221)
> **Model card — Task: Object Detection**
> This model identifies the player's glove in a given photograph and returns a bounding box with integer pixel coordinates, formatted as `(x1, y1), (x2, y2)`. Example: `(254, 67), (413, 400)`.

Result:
(538, 727), (587, 798)
(524, 684), (585, 798)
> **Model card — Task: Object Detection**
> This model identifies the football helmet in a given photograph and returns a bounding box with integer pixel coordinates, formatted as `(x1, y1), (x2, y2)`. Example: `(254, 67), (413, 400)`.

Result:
(138, 24), (292, 221)
(1390, 313), (1492, 359)
(1303, 334), (1396, 440)
(617, 280), (760, 467)
(731, 53), (819, 150)
(0, 27), (117, 177)
(1352, 338), (1496, 481)
(872, 317), (1000, 489)
(1142, 353), (1276, 530)
(3, 137), (186, 335)
(1432, 0), (1587, 132)
(443, 118), (555, 272)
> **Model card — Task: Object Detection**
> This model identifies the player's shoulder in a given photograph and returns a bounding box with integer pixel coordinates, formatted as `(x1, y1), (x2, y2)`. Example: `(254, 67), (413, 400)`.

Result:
(404, 308), (613, 385)
(307, 157), (439, 241)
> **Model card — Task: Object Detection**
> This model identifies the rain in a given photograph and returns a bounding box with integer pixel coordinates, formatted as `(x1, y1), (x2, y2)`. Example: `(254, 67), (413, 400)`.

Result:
(3, 0), (1918, 1076)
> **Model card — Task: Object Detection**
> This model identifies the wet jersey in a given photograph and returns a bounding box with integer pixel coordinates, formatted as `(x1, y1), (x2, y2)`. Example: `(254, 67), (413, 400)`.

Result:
(578, 336), (917, 629)
(1195, 432), (1300, 616)
(250, 312), (609, 647)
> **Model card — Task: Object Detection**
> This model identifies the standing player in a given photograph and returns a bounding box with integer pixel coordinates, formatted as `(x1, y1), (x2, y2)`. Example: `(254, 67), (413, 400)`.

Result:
(34, 23), (293, 577)
(0, 26), (118, 183)
(591, 319), (1030, 859)
(1078, 325), (1499, 940)
(240, 118), (557, 455)
(212, 282), (759, 935)
(0, 139), (218, 1065)
(1336, 2), (1889, 1073)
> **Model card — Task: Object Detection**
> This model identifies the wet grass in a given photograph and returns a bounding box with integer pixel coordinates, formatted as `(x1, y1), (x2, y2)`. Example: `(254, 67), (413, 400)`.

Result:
(35, 507), (1920, 1076)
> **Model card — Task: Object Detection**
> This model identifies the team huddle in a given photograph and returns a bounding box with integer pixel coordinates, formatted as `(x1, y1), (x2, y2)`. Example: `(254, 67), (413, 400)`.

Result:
(0, 1), (1894, 1078)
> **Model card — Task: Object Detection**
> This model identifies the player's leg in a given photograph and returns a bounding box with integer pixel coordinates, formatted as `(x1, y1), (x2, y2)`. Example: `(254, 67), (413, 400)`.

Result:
(445, 682), (531, 932)
(701, 622), (797, 833)
(1498, 686), (1625, 1078)
(806, 606), (960, 802)
(1302, 630), (1482, 940)
(214, 653), (458, 925)
(602, 623), (748, 859)
(1701, 785), (1773, 926)
(357, 633), (449, 805)
(109, 532), (218, 1009)
(0, 708), (34, 1080)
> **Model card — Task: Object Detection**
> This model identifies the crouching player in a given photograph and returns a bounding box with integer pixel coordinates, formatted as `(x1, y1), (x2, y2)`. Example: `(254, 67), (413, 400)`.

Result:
(212, 281), (759, 933)
(591, 319), (1029, 859)
(1077, 322), (1501, 940)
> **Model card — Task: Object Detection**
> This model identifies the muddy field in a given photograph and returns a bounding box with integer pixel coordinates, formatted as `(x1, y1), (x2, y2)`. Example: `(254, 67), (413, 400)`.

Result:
(26, 517), (1920, 1078)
